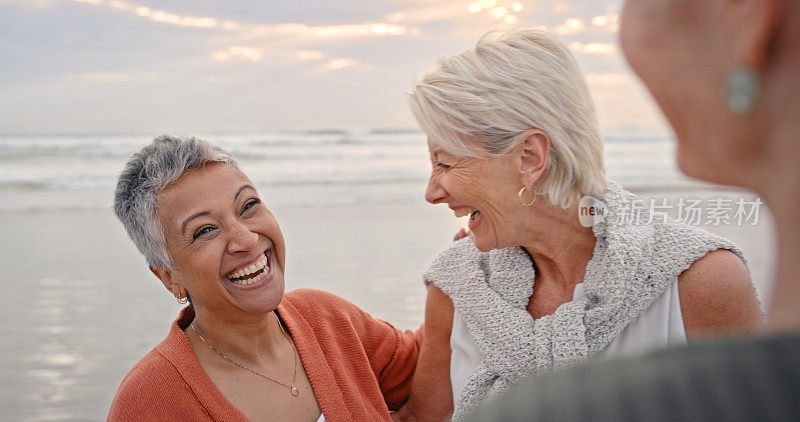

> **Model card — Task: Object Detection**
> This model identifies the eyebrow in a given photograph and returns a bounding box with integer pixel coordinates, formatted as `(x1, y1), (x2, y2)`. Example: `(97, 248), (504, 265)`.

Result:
(433, 150), (452, 161)
(181, 210), (210, 237)
(180, 184), (256, 236)
(234, 184), (255, 201)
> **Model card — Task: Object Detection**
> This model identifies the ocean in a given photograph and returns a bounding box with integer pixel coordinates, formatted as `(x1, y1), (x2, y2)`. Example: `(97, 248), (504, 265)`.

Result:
(0, 131), (774, 421)
(0, 130), (697, 213)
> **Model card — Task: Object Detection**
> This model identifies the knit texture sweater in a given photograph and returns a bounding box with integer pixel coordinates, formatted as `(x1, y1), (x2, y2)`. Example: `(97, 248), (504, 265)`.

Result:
(424, 182), (743, 419)
(108, 289), (421, 421)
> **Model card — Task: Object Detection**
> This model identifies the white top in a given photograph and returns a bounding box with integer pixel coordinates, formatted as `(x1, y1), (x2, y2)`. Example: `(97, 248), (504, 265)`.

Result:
(317, 414), (325, 422)
(449, 281), (687, 403)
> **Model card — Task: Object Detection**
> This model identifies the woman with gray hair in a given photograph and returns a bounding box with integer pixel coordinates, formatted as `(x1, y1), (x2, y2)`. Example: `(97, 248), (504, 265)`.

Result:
(394, 29), (763, 421)
(108, 136), (420, 421)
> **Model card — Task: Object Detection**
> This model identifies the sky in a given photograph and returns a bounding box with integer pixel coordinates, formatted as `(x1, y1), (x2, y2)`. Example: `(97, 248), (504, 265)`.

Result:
(0, 0), (669, 134)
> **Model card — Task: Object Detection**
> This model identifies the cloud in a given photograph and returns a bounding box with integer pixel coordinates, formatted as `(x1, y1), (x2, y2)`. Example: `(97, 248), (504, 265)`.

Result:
(311, 58), (374, 74)
(296, 50), (326, 61)
(66, 0), (420, 39)
(590, 13), (619, 32)
(304, 23), (418, 38)
(69, 0), (232, 29)
(134, 6), (219, 28)
(387, 0), (528, 26)
(212, 46), (264, 62)
(0, 0), (668, 134)
(466, 0), (525, 23)
(570, 41), (617, 55)
(327, 58), (359, 70)
(555, 17), (586, 35)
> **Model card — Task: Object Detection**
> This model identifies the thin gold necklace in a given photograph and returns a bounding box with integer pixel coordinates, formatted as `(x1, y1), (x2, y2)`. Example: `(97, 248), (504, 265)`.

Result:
(190, 315), (300, 397)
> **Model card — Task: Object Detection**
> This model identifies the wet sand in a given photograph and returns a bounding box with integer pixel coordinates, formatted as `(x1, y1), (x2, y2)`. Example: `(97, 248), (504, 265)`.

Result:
(0, 187), (775, 421)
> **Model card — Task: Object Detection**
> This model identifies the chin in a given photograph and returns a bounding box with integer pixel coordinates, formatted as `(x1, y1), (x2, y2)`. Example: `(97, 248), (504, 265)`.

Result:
(676, 148), (734, 186)
(242, 293), (284, 315)
(471, 235), (499, 253)
(676, 154), (706, 180)
(235, 276), (286, 315)
(259, 278), (286, 311)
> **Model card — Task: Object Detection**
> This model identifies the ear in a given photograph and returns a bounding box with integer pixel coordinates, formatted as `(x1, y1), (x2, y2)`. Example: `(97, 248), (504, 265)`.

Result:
(150, 266), (177, 294)
(516, 130), (551, 188)
(725, 0), (784, 70)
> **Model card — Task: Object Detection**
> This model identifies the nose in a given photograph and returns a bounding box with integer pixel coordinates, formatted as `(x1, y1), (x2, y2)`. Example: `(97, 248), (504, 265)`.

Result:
(425, 174), (447, 204)
(226, 221), (259, 255)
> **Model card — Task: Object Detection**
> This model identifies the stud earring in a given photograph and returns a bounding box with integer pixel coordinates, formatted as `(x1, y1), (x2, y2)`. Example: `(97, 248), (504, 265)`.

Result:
(726, 67), (759, 114)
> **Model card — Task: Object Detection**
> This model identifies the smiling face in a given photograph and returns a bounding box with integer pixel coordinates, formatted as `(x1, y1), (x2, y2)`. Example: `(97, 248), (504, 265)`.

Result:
(153, 162), (286, 318)
(425, 140), (532, 252)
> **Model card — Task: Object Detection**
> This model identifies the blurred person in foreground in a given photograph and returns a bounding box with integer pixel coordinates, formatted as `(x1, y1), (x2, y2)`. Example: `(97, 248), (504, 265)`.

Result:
(394, 29), (763, 421)
(108, 136), (420, 421)
(468, 1), (800, 421)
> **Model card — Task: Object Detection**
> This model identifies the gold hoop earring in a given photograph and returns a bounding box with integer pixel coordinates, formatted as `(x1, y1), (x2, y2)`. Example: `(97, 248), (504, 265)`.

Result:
(174, 288), (189, 304)
(518, 186), (537, 207)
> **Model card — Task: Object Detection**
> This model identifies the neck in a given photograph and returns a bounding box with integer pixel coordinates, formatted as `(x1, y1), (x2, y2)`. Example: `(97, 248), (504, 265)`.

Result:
(189, 305), (286, 363)
(739, 29), (800, 333)
(758, 113), (800, 333)
(761, 181), (800, 333)
(520, 201), (597, 288)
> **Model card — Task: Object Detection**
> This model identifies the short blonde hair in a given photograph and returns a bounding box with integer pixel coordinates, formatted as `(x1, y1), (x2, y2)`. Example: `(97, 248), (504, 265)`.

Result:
(409, 29), (607, 208)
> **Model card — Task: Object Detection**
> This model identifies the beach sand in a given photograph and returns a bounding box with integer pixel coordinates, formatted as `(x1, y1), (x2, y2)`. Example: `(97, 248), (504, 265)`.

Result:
(0, 187), (775, 421)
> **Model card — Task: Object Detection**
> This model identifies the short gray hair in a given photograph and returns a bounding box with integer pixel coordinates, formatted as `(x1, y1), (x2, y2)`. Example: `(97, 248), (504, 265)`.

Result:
(113, 135), (237, 269)
(409, 29), (607, 208)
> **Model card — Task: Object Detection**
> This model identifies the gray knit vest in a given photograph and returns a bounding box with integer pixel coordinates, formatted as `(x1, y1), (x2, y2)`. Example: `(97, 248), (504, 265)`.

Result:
(423, 182), (744, 420)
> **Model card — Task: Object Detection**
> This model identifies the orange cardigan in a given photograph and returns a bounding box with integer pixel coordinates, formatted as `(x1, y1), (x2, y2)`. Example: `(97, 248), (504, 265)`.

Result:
(108, 289), (421, 421)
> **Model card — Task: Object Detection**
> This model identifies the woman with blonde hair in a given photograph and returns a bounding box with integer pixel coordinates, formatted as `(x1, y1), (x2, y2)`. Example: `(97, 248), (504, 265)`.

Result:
(469, 1), (800, 420)
(395, 29), (763, 421)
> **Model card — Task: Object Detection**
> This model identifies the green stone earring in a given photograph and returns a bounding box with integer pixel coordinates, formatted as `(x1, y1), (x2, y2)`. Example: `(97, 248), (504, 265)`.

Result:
(726, 67), (759, 114)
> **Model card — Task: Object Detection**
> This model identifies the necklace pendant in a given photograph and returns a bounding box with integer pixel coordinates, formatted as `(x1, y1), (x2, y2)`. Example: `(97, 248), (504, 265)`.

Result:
(291, 386), (299, 396)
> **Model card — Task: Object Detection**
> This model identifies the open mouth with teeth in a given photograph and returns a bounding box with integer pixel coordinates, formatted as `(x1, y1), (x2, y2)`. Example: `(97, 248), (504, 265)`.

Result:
(225, 249), (272, 286)
(454, 207), (482, 229)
